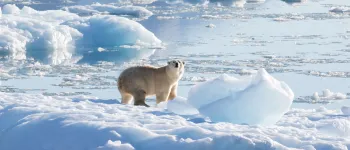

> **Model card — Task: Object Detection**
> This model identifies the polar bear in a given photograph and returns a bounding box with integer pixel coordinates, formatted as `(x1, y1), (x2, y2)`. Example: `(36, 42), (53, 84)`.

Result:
(117, 60), (185, 107)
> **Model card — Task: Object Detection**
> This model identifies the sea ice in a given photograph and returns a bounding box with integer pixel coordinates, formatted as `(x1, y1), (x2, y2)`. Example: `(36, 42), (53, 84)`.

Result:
(0, 4), (162, 64)
(0, 92), (349, 149)
(62, 3), (153, 20)
(188, 68), (294, 125)
(66, 15), (162, 63)
(78, 0), (157, 5)
(2, 4), (20, 14)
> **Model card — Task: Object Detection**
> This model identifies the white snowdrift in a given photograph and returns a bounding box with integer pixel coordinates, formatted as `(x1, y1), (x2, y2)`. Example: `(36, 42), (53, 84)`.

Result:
(62, 3), (153, 20)
(0, 92), (349, 150)
(188, 68), (294, 125)
(0, 4), (161, 64)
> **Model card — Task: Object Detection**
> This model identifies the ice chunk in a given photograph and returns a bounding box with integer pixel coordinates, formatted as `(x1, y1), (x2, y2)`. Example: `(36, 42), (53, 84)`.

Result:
(97, 140), (135, 150)
(0, 5), (82, 64)
(67, 15), (162, 64)
(0, 5), (161, 64)
(2, 4), (20, 14)
(188, 68), (294, 125)
(295, 89), (348, 104)
(166, 96), (199, 115)
(188, 74), (251, 109)
(322, 89), (347, 100)
(205, 24), (216, 28)
(0, 26), (29, 60)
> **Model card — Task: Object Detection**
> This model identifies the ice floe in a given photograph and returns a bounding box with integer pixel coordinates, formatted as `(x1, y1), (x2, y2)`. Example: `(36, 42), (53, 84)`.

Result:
(62, 3), (153, 20)
(187, 68), (294, 125)
(0, 4), (162, 65)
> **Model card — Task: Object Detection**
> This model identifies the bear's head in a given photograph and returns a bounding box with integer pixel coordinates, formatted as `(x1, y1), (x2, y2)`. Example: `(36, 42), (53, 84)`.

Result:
(166, 59), (185, 80)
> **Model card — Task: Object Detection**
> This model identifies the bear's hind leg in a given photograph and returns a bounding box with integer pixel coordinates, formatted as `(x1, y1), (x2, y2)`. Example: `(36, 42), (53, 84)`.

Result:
(133, 90), (149, 107)
(121, 92), (133, 104)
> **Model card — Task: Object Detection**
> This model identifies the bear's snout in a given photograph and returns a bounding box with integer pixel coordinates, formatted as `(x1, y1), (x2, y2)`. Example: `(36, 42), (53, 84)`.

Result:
(175, 62), (179, 68)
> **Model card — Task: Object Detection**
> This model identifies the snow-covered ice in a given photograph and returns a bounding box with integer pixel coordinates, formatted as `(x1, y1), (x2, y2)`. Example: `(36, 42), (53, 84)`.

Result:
(188, 68), (294, 125)
(205, 23), (216, 28)
(0, 4), (162, 64)
(313, 89), (347, 101)
(0, 0), (349, 149)
(166, 96), (199, 115)
(295, 89), (349, 104)
(62, 3), (153, 20)
(0, 92), (349, 150)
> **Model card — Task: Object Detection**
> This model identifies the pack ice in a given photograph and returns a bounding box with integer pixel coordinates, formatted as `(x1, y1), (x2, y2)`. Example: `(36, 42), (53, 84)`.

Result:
(0, 4), (161, 64)
(187, 68), (294, 125)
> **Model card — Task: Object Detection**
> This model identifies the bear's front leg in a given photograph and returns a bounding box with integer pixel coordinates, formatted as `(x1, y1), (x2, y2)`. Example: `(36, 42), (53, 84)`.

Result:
(156, 89), (171, 104)
(168, 83), (178, 100)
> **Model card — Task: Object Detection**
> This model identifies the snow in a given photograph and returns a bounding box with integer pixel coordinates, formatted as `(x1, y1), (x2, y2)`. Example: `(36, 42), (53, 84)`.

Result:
(295, 89), (350, 103)
(97, 140), (135, 150)
(0, 0), (349, 149)
(317, 89), (347, 100)
(0, 4), (161, 64)
(205, 23), (216, 28)
(165, 96), (199, 115)
(187, 69), (294, 125)
(0, 91), (349, 150)
(317, 119), (350, 137)
(62, 3), (153, 20)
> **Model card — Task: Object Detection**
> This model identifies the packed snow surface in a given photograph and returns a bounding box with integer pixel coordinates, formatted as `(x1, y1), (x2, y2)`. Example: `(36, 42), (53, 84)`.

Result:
(165, 96), (199, 115)
(0, 4), (161, 64)
(187, 69), (294, 125)
(0, 92), (349, 150)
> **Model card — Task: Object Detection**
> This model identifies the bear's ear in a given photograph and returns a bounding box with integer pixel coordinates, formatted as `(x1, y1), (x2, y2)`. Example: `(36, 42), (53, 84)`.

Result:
(182, 60), (185, 65)
(167, 61), (171, 65)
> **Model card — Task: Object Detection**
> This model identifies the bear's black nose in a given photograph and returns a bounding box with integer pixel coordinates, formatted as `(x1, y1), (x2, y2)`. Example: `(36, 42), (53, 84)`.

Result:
(175, 62), (178, 68)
